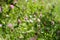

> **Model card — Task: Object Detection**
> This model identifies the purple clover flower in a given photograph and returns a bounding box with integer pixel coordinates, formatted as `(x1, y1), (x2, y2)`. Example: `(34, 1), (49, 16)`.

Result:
(10, 4), (14, 9)
(7, 23), (13, 29)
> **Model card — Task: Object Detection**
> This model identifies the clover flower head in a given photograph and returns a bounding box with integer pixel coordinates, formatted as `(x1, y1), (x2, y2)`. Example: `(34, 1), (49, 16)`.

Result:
(7, 23), (13, 29)
(10, 4), (14, 9)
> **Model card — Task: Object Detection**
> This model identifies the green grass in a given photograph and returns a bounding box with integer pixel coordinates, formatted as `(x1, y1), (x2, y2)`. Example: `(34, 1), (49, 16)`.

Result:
(54, 0), (60, 20)
(0, 0), (60, 40)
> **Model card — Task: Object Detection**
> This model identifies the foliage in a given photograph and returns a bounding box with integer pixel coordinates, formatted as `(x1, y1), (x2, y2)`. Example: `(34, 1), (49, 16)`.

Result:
(0, 0), (60, 40)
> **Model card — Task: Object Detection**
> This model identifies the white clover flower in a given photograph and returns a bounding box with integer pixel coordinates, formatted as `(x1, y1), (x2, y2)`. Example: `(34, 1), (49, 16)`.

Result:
(6, 15), (9, 17)
(25, 0), (28, 2)
(33, 18), (36, 20)
(29, 19), (33, 23)
(34, 15), (36, 17)
(37, 18), (40, 22)
(14, 0), (18, 4)
(0, 24), (2, 27)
